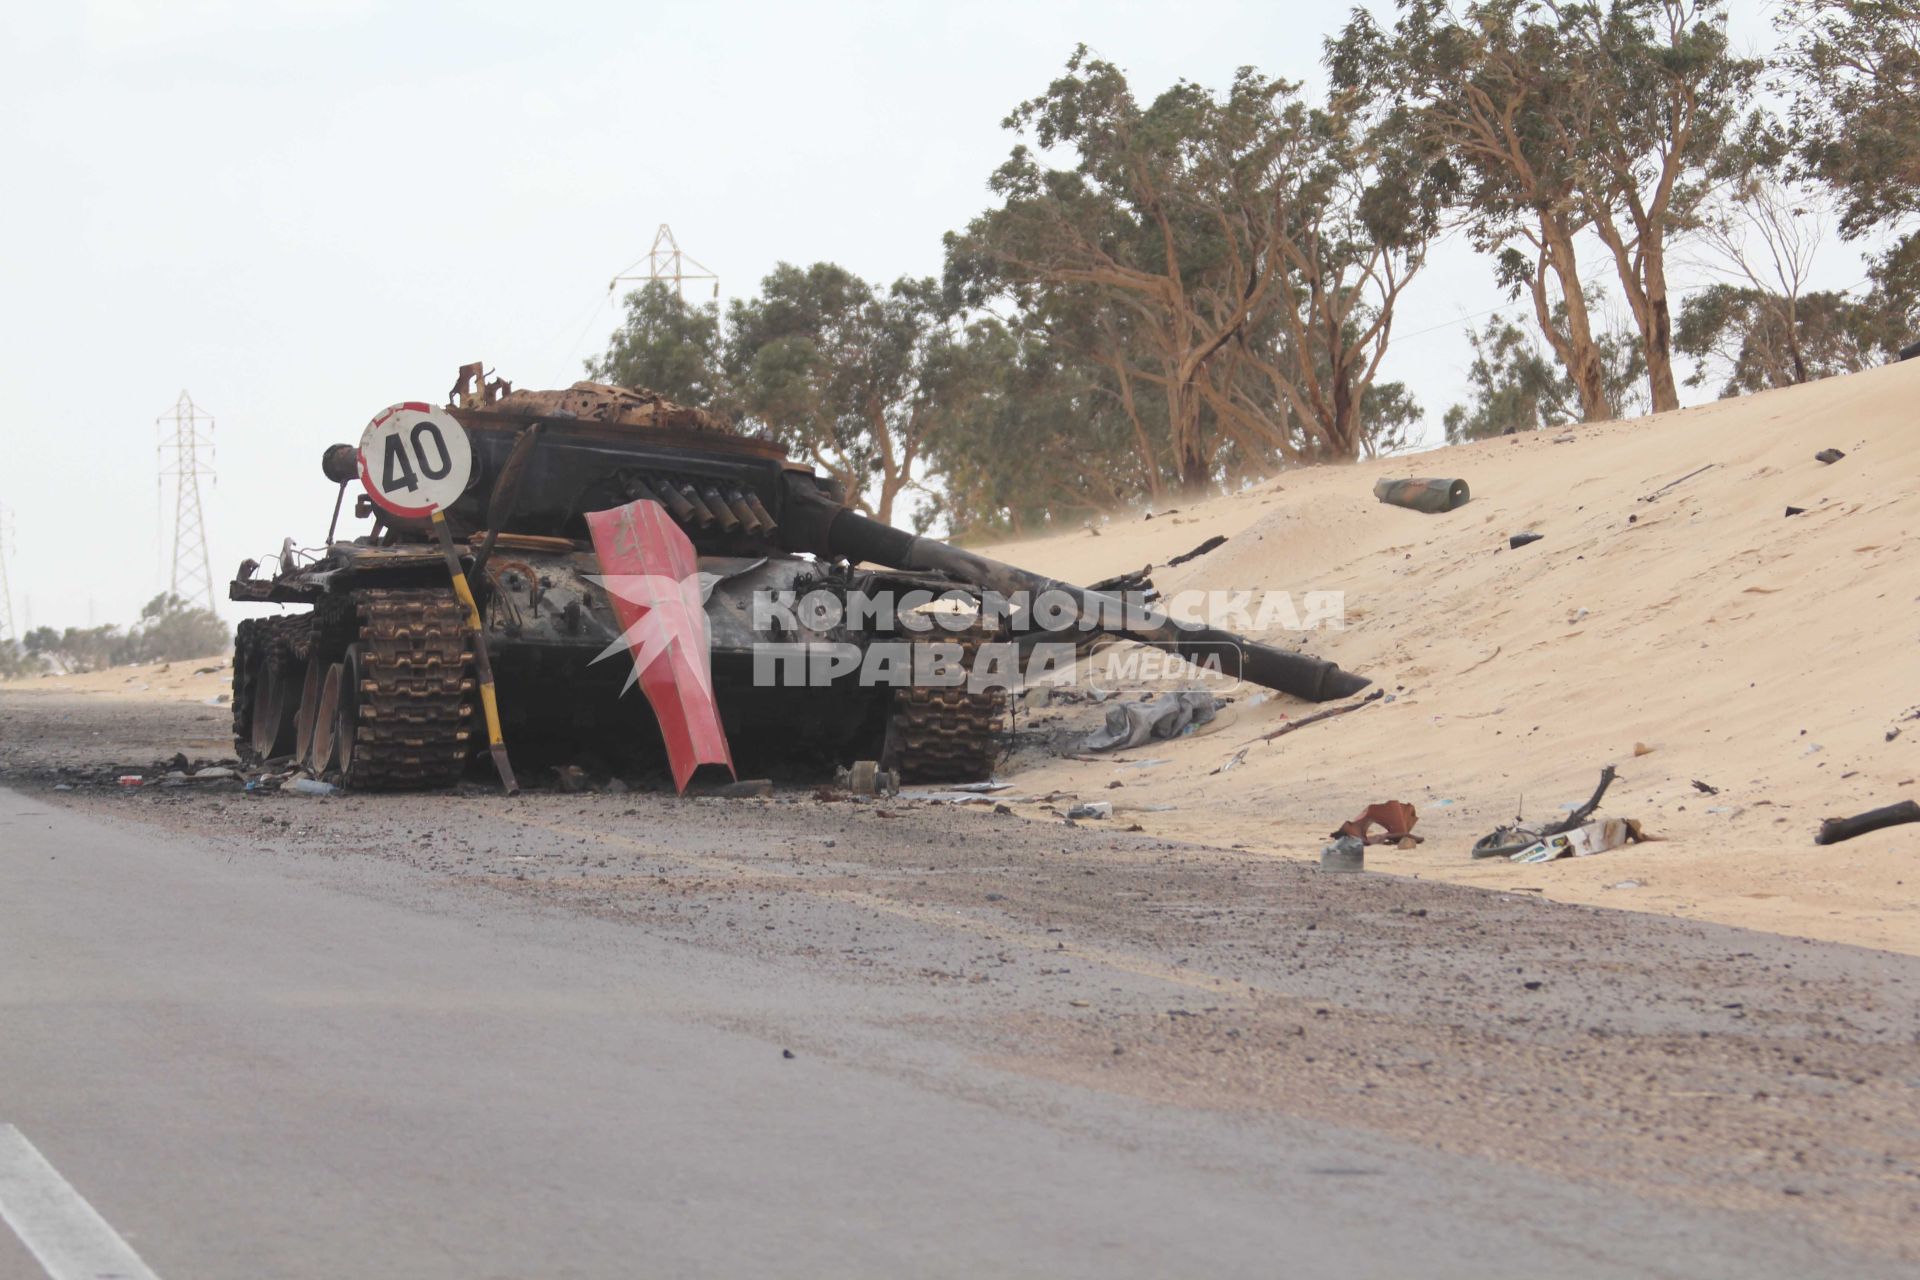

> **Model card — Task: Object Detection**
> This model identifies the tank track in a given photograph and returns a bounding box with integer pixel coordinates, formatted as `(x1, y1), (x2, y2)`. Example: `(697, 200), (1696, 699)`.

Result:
(339, 588), (475, 791)
(231, 613), (312, 759)
(231, 619), (265, 753)
(881, 625), (1007, 783)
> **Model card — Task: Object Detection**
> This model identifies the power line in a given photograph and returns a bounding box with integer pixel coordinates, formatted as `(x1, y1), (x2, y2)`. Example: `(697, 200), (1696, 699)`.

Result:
(0, 502), (16, 646)
(608, 224), (719, 301)
(156, 390), (217, 613)
(556, 224), (723, 383)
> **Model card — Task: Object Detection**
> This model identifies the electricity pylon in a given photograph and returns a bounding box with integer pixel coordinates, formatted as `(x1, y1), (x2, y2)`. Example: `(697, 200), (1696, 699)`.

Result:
(608, 224), (719, 300)
(0, 502), (16, 645)
(157, 390), (216, 612)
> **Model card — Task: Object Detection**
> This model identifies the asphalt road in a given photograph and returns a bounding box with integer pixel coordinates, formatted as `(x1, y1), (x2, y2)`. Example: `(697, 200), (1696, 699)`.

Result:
(3, 787), (1915, 1280)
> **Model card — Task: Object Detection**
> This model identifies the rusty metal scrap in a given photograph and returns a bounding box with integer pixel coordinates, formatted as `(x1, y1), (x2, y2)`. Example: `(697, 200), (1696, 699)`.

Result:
(449, 361), (514, 409)
(486, 380), (727, 431)
(1334, 801), (1421, 846)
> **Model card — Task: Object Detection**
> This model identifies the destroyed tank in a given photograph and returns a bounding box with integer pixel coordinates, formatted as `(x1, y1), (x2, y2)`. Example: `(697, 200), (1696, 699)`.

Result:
(229, 364), (1368, 791)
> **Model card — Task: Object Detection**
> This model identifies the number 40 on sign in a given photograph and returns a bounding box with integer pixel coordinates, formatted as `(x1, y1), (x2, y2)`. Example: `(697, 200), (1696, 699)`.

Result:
(356, 402), (475, 518)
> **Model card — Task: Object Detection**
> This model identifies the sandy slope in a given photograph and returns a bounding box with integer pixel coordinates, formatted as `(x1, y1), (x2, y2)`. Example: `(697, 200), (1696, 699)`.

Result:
(5, 655), (230, 703)
(982, 358), (1920, 954)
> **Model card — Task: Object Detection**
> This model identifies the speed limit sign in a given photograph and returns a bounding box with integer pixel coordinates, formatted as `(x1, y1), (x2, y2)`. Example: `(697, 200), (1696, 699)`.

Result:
(357, 402), (474, 518)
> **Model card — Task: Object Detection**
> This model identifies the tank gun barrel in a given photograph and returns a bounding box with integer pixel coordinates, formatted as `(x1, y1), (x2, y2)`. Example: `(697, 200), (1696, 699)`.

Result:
(783, 486), (1368, 703)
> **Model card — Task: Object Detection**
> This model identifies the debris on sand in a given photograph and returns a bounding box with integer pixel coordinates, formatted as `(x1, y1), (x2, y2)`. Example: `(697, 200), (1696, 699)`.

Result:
(1639, 464), (1713, 503)
(1509, 816), (1646, 863)
(1249, 688), (1383, 744)
(1815, 448), (1846, 465)
(1320, 834), (1366, 873)
(702, 778), (775, 799)
(1167, 535), (1228, 567)
(1083, 692), (1217, 753)
(1509, 531), (1544, 550)
(1211, 746), (1251, 775)
(1815, 800), (1920, 846)
(831, 761), (897, 797)
(1332, 801), (1420, 847)
(1374, 476), (1471, 513)
(1472, 766), (1620, 859)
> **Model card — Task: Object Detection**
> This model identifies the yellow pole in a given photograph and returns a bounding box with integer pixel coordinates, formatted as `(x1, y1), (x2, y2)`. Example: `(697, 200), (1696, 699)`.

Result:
(431, 509), (518, 794)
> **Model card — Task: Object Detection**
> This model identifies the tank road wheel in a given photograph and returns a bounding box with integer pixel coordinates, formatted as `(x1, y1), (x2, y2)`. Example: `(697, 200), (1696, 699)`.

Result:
(880, 624), (1008, 784)
(233, 614), (312, 763)
(311, 662), (344, 774)
(250, 651), (302, 759)
(293, 657), (323, 769)
(231, 619), (264, 756)
(334, 589), (475, 791)
(335, 645), (368, 777)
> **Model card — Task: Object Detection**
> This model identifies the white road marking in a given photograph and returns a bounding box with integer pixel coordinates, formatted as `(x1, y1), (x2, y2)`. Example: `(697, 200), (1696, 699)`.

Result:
(0, 1125), (160, 1280)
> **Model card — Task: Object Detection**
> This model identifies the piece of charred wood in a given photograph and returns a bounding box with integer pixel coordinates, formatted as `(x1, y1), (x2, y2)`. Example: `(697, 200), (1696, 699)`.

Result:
(1252, 688), (1384, 743)
(1815, 800), (1920, 846)
(1168, 534), (1228, 567)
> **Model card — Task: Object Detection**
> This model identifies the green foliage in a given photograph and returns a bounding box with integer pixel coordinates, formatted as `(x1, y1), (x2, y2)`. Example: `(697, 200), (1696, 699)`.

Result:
(1675, 285), (1896, 396)
(726, 268), (988, 524)
(1334, 1), (1760, 416)
(576, 13), (1912, 542)
(0, 639), (47, 680)
(586, 265), (994, 525)
(1444, 316), (1576, 442)
(587, 282), (727, 407)
(1444, 309), (1645, 442)
(946, 47), (1441, 492)
(1778, 0), (1920, 242)
(1776, 0), (1920, 346)
(133, 593), (232, 665)
(17, 594), (229, 673)
(913, 316), (1162, 538)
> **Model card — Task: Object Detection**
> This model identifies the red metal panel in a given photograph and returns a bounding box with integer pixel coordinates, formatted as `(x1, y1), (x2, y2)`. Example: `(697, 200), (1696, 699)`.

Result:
(585, 499), (735, 793)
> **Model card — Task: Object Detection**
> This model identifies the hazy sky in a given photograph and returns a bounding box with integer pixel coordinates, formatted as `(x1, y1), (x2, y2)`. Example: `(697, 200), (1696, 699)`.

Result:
(0, 0), (1867, 633)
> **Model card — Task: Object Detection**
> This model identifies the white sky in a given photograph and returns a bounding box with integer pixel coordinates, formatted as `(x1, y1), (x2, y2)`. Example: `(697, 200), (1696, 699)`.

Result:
(0, 0), (1872, 632)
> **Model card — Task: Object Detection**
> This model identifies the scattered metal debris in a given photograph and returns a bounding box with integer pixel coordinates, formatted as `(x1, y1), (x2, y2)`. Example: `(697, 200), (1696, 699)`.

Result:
(1333, 801), (1421, 847)
(1473, 766), (1620, 859)
(1211, 746), (1251, 775)
(1083, 692), (1217, 753)
(1639, 464), (1712, 503)
(703, 778), (774, 799)
(1249, 688), (1383, 744)
(1374, 477), (1471, 513)
(1814, 448), (1846, 464)
(1508, 531), (1544, 549)
(833, 761), (898, 797)
(1167, 534), (1228, 567)
(1320, 834), (1366, 873)
(1509, 816), (1645, 863)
